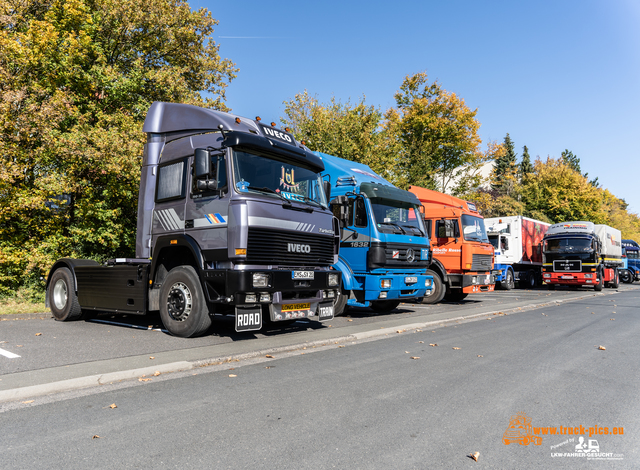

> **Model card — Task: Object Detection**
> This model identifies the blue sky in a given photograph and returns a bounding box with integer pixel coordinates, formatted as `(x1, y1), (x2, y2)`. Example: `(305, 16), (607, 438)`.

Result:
(198, 0), (640, 215)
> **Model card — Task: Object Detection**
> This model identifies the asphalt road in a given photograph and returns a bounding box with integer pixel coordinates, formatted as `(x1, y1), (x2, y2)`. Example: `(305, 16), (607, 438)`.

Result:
(0, 286), (638, 468)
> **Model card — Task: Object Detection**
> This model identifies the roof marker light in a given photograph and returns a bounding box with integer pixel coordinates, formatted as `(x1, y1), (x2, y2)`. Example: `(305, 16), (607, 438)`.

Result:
(256, 116), (261, 121)
(235, 117), (241, 124)
(271, 122), (276, 127)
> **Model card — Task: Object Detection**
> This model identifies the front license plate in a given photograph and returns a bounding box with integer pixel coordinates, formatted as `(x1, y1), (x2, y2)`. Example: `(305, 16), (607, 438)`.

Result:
(281, 302), (311, 312)
(405, 276), (418, 284)
(561, 275), (573, 279)
(292, 271), (314, 280)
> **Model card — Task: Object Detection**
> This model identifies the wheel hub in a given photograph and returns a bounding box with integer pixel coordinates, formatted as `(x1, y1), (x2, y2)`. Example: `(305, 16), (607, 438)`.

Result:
(53, 279), (68, 310)
(166, 282), (192, 321)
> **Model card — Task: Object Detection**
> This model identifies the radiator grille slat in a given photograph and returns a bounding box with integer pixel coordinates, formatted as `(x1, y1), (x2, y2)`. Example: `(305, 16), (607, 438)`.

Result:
(471, 254), (492, 271)
(247, 228), (334, 266)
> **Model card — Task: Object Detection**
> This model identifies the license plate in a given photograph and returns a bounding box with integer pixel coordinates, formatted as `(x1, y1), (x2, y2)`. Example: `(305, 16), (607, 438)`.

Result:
(281, 302), (311, 312)
(292, 271), (314, 280)
(561, 275), (573, 279)
(405, 276), (418, 284)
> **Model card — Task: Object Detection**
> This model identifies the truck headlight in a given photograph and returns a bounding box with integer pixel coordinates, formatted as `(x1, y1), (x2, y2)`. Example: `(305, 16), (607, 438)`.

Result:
(584, 274), (593, 279)
(472, 276), (478, 284)
(381, 279), (392, 289)
(544, 273), (551, 278)
(252, 273), (269, 288)
(328, 273), (339, 287)
(245, 293), (257, 303)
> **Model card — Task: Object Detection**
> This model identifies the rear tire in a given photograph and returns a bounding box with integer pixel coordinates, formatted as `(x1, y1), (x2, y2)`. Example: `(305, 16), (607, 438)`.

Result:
(527, 270), (537, 288)
(49, 267), (83, 321)
(609, 268), (619, 289)
(159, 266), (211, 337)
(370, 300), (401, 313)
(422, 269), (446, 304)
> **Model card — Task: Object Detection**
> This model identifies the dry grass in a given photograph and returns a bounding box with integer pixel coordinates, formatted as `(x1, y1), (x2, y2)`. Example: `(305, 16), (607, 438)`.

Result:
(0, 298), (49, 315)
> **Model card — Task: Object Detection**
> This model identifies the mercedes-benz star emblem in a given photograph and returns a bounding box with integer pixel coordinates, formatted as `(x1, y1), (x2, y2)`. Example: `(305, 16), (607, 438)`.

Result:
(406, 248), (415, 263)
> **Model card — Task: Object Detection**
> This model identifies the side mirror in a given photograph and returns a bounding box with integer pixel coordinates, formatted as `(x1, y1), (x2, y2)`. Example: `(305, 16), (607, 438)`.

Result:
(194, 148), (210, 179)
(330, 195), (349, 225)
(323, 180), (331, 201)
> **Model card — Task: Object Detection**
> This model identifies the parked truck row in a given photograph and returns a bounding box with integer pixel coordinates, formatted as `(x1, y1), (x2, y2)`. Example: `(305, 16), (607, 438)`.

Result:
(44, 101), (636, 339)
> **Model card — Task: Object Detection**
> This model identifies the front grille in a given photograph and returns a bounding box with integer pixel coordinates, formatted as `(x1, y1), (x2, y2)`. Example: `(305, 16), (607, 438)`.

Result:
(471, 254), (492, 271)
(382, 243), (429, 268)
(247, 228), (334, 267)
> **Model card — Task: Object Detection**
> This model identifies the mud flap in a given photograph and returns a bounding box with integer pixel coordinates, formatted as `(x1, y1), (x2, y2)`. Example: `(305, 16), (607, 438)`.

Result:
(235, 306), (262, 332)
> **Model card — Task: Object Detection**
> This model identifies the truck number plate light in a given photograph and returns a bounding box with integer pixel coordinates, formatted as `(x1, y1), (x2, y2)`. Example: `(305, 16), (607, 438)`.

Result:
(405, 276), (418, 285)
(292, 271), (314, 280)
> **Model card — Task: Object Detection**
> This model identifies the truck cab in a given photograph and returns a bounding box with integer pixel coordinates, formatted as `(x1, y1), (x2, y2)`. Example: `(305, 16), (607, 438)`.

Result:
(319, 153), (432, 314)
(46, 102), (341, 337)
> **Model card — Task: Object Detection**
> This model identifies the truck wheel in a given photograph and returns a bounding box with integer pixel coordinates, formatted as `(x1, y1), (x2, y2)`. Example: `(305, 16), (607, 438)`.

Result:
(610, 268), (619, 289)
(370, 300), (401, 313)
(502, 270), (515, 290)
(49, 267), (84, 321)
(422, 269), (446, 304)
(159, 266), (211, 337)
(594, 269), (604, 291)
(333, 285), (348, 316)
(620, 269), (632, 284)
(444, 291), (468, 302)
(527, 270), (537, 288)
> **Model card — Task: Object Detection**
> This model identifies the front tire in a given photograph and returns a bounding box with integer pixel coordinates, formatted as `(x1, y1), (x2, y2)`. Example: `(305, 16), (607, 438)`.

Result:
(594, 269), (604, 291)
(370, 300), (401, 313)
(49, 267), (83, 321)
(333, 286), (348, 316)
(620, 269), (632, 284)
(159, 266), (211, 337)
(422, 269), (446, 304)
(501, 270), (515, 290)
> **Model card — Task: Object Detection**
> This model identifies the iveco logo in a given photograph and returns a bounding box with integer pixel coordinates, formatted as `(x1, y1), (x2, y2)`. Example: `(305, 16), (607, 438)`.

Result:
(288, 243), (311, 253)
(406, 248), (415, 263)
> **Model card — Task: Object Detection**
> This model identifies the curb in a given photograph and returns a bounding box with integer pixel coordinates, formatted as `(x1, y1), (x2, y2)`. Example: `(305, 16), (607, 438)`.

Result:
(0, 288), (625, 403)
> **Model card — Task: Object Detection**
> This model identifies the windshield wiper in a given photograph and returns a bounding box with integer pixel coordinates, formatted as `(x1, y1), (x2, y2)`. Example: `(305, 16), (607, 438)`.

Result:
(379, 222), (406, 234)
(248, 186), (292, 206)
(400, 224), (424, 237)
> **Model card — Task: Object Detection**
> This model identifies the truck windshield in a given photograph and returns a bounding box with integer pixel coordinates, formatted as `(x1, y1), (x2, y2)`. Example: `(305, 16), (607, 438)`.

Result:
(371, 199), (425, 236)
(488, 235), (499, 249)
(544, 238), (593, 252)
(625, 249), (639, 259)
(232, 149), (327, 207)
(461, 214), (489, 243)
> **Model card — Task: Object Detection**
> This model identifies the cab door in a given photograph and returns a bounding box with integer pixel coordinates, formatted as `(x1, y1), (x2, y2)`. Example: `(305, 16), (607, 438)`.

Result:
(434, 218), (462, 272)
(339, 196), (371, 273)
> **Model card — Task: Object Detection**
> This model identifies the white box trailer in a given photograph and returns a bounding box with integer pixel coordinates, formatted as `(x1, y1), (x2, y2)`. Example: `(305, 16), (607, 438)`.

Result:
(485, 216), (551, 289)
(594, 225), (623, 260)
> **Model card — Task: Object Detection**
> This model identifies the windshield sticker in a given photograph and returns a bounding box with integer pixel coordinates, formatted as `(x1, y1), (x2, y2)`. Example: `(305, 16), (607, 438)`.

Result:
(281, 191), (305, 202)
(280, 167), (300, 191)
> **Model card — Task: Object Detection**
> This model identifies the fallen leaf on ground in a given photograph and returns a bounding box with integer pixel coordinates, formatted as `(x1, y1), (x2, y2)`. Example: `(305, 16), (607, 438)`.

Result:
(397, 329), (405, 333)
(138, 378), (152, 382)
(477, 355), (483, 358)
(109, 404), (117, 409)
(22, 400), (34, 404)
(429, 343), (438, 347)
(410, 356), (420, 360)
(470, 451), (479, 461)
(35, 333), (42, 336)
(149, 356), (155, 359)
(338, 345), (345, 348)
(598, 346), (606, 350)
(610, 319), (615, 321)
(452, 347), (461, 350)
(153, 371), (160, 376)
(265, 354), (274, 358)
(347, 319), (353, 322)
(229, 374), (237, 377)
(418, 341), (424, 344)
(92, 435), (101, 439)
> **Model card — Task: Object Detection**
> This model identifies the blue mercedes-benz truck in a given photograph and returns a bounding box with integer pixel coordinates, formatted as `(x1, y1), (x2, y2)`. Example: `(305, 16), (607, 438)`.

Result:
(318, 153), (433, 314)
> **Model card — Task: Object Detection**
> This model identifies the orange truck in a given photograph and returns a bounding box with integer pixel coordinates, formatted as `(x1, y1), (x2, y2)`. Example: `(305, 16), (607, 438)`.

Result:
(408, 186), (495, 303)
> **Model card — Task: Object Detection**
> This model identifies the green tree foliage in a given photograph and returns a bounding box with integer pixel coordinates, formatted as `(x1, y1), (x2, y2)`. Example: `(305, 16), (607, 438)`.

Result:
(280, 91), (396, 181)
(384, 72), (484, 191)
(491, 133), (518, 195)
(519, 145), (532, 177)
(519, 157), (607, 223)
(0, 0), (237, 297)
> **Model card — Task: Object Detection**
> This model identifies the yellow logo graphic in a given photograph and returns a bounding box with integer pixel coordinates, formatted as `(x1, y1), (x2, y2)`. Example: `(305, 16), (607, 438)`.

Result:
(503, 413), (543, 446)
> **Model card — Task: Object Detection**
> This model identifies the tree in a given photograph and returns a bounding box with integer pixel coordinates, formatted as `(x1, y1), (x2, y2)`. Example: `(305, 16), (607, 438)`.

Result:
(0, 0), (237, 297)
(519, 157), (606, 223)
(492, 133), (518, 195)
(561, 149), (581, 173)
(280, 91), (396, 182)
(519, 145), (533, 177)
(384, 72), (483, 192)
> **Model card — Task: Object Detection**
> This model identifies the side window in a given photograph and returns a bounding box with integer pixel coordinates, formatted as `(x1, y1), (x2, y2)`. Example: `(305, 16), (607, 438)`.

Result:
(156, 159), (187, 202)
(354, 197), (367, 228)
(436, 219), (459, 238)
(425, 219), (432, 238)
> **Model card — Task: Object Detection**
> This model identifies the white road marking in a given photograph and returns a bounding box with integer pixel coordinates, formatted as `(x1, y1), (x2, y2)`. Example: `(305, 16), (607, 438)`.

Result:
(0, 348), (20, 359)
